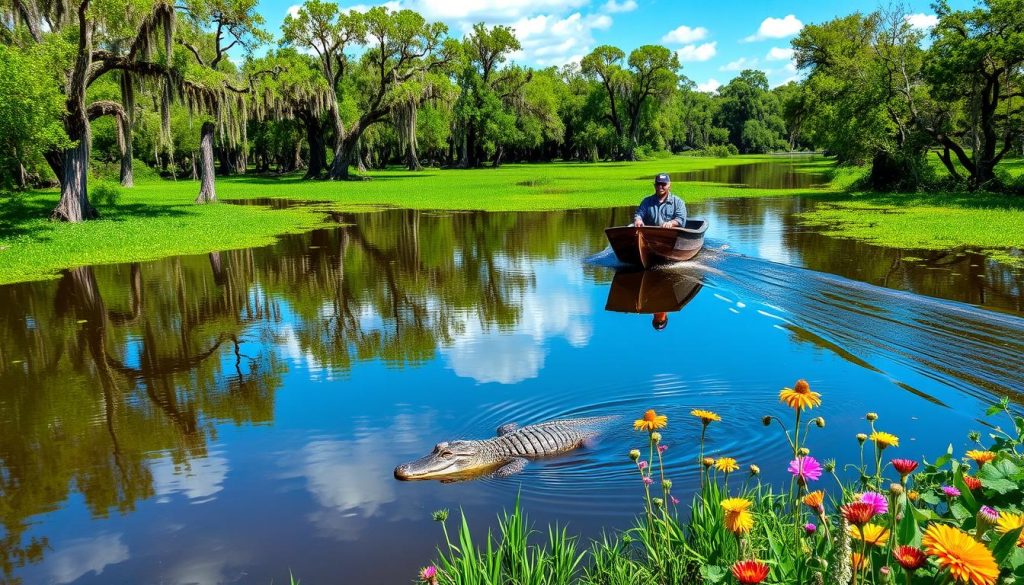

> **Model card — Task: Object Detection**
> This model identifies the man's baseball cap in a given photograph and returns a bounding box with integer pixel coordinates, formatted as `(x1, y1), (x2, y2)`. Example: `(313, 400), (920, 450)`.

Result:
(654, 173), (670, 184)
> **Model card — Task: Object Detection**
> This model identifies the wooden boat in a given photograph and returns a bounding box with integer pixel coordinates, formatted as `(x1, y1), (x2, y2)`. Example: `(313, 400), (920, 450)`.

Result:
(604, 219), (708, 268)
(604, 269), (703, 314)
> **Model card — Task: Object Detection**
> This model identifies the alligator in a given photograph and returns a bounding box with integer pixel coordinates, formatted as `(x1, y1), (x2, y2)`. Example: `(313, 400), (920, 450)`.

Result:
(394, 417), (613, 481)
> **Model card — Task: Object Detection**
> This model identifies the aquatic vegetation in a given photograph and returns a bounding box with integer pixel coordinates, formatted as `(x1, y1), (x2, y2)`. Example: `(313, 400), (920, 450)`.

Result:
(420, 389), (1024, 584)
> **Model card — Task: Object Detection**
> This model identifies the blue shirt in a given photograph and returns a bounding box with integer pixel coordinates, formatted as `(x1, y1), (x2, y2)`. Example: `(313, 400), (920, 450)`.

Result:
(634, 193), (686, 227)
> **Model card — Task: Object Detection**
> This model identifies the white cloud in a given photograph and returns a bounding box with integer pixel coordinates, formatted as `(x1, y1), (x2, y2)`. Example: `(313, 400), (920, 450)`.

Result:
(765, 47), (794, 61)
(511, 12), (612, 67)
(343, 1), (402, 12)
(697, 78), (721, 93)
(602, 0), (637, 13)
(409, 0), (590, 21)
(662, 25), (709, 45)
(48, 534), (130, 584)
(720, 57), (756, 71)
(744, 15), (803, 42)
(675, 41), (717, 62)
(151, 452), (230, 503)
(905, 13), (939, 30)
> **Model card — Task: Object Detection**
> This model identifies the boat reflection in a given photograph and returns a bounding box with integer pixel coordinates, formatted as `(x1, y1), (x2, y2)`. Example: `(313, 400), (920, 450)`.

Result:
(604, 269), (704, 329)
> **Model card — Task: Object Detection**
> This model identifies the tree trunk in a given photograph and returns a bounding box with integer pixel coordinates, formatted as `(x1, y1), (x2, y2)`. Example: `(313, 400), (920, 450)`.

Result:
(195, 122), (217, 203)
(302, 114), (326, 179)
(292, 139), (304, 171)
(51, 136), (98, 221)
(356, 137), (367, 173)
(120, 132), (134, 187)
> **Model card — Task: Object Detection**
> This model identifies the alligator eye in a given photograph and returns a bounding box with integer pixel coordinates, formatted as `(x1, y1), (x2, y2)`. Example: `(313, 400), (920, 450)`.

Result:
(440, 451), (454, 458)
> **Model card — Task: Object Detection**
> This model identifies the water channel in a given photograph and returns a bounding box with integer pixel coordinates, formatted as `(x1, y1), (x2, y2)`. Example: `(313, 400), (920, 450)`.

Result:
(1, 163), (1022, 584)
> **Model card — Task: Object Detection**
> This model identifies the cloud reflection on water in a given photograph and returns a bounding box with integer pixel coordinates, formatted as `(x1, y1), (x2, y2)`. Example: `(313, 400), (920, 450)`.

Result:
(47, 533), (129, 584)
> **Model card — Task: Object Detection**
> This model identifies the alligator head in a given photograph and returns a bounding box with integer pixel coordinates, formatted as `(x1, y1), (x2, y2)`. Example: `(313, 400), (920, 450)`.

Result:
(394, 440), (494, 481)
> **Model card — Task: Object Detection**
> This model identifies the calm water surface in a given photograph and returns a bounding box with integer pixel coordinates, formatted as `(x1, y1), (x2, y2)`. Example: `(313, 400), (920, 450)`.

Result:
(2, 178), (1024, 584)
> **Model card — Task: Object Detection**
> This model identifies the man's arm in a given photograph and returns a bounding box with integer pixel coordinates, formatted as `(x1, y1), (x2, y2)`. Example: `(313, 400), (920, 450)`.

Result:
(671, 196), (687, 227)
(633, 197), (648, 227)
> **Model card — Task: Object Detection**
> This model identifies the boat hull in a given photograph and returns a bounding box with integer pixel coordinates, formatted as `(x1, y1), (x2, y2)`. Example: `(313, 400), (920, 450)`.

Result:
(604, 220), (708, 268)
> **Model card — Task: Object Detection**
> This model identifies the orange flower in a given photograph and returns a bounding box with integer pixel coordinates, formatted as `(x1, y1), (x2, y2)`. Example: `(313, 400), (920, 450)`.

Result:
(996, 512), (1024, 548)
(633, 409), (667, 432)
(778, 379), (821, 410)
(963, 476), (982, 491)
(803, 490), (825, 512)
(851, 552), (869, 573)
(841, 501), (875, 527)
(894, 545), (927, 571)
(908, 490), (919, 501)
(731, 560), (769, 584)
(691, 409), (721, 425)
(922, 524), (999, 585)
(965, 450), (996, 466)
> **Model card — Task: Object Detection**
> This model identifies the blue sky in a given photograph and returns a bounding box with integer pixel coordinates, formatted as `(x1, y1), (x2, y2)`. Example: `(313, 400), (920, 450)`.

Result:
(262, 0), (975, 91)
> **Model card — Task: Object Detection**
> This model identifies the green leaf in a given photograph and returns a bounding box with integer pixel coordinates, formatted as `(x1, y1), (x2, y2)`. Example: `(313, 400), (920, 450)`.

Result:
(951, 501), (973, 522)
(920, 491), (941, 506)
(953, 467), (979, 513)
(986, 403), (1005, 416)
(700, 565), (727, 583)
(978, 459), (1023, 495)
(897, 495), (921, 547)
(911, 506), (942, 523)
(992, 526), (1024, 566)
(1011, 547), (1024, 571)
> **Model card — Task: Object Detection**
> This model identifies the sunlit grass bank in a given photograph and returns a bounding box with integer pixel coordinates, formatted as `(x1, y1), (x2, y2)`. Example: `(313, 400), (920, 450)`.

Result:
(0, 155), (827, 284)
(410, 389), (1024, 585)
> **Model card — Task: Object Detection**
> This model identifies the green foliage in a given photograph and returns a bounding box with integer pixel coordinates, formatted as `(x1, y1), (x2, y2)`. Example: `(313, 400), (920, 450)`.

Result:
(716, 70), (787, 154)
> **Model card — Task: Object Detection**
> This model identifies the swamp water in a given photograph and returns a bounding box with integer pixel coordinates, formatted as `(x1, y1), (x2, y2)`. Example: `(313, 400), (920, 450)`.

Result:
(2, 173), (1023, 584)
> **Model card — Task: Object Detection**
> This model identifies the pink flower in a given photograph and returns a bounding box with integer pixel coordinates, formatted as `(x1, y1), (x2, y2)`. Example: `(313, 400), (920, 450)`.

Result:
(980, 506), (999, 522)
(419, 565), (438, 583)
(941, 485), (960, 498)
(856, 492), (889, 516)
(658, 445), (668, 454)
(891, 458), (918, 477)
(643, 477), (654, 486)
(671, 496), (680, 505)
(638, 460), (648, 470)
(804, 523), (817, 535)
(788, 456), (823, 484)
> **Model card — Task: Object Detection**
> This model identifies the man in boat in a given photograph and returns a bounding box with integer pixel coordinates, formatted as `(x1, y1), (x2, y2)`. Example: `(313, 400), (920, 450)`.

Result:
(652, 312), (669, 331)
(633, 173), (686, 228)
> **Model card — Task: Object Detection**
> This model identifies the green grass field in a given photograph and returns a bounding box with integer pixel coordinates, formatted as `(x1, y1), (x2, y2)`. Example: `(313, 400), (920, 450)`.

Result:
(1, 154), (1022, 284)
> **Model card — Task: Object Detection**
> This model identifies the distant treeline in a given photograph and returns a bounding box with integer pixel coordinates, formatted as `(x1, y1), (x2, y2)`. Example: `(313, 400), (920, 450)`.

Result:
(1, 0), (1021, 220)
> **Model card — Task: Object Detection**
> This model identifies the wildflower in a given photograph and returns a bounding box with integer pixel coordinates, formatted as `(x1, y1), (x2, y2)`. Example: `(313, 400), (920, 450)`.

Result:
(670, 496), (680, 505)
(942, 485), (961, 498)
(847, 523), (891, 547)
(658, 444), (668, 454)
(779, 379), (821, 410)
(996, 512), (1024, 547)
(965, 450), (996, 466)
(841, 502), (875, 527)
(662, 479), (672, 491)
(891, 458), (919, 477)
(629, 449), (640, 461)
(890, 483), (904, 497)
(419, 565), (438, 584)
(749, 464), (760, 476)
(702, 457), (715, 468)
(963, 476), (982, 491)
(798, 447), (811, 456)
(968, 430), (981, 442)
(814, 416), (826, 428)
(643, 477), (654, 486)
(650, 431), (662, 443)
(870, 431), (899, 449)
(856, 433), (867, 445)
(880, 566), (892, 584)
(856, 492), (888, 516)
(691, 409), (721, 425)
(432, 509), (449, 522)
(922, 523), (999, 585)
(977, 506), (999, 534)
(893, 545), (927, 571)
(731, 560), (769, 584)
(804, 523), (817, 535)
(638, 460), (648, 470)
(634, 409), (667, 432)
(803, 491), (825, 513)
(715, 457), (739, 473)
(652, 497), (664, 508)
(788, 456), (823, 485)
(866, 412), (878, 421)
(908, 490), (919, 501)
(851, 552), (869, 573)
(761, 415), (772, 426)
(721, 498), (754, 535)
(823, 459), (836, 472)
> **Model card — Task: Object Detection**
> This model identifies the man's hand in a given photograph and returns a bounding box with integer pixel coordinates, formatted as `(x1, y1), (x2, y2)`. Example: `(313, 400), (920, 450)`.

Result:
(633, 218), (643, 227)
(660, 221), (676, 228)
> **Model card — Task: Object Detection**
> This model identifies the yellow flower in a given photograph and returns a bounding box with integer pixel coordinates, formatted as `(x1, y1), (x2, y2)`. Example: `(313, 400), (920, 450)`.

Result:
(965, 450), (996, 466)
(633, 409), (667, 432)
(996, 512), (1024, 547)
(908, 490), (919, 501)
(869, 431), (899, 449)
(720, 498), (752, 513)
(803, 490), (825, 511)
(922, 524), (999, 585)
(725, 510), (754, 535)
(778, 379), (822, 411)
(847, 523), (890, 547)
(715, 457), (739, 473)
(691, 409), (722, 425)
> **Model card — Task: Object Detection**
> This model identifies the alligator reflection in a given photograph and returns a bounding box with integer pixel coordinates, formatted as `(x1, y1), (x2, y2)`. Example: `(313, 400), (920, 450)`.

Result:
(604, 269), (704, 330)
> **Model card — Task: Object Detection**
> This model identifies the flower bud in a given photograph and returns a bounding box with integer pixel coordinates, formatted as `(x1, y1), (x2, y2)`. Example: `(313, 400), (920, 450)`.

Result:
(879, 566), (891, 584)
(622, 535), (632, 545)
(866, 412), (878, 422)
(977, 505), (999, 534)
(702, 457), (715, 468)
(650, 432), (662, 443)
(432, 509), (449, 522)
(968, 430), (981, 442)
(749, 464), (760, 476)
(629, 449), (641, 461)
(824, 459), (836, 472)
(798, 447), (810, 457)
(908, 490), (919, 501)
(856, 433), (867, 445)
(652, 497), (664, 508)
(889, 483), (904, 497)
(814, 417), (826, 428)
(762, 415), (772, 427)
(662, 479), (672, 491)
